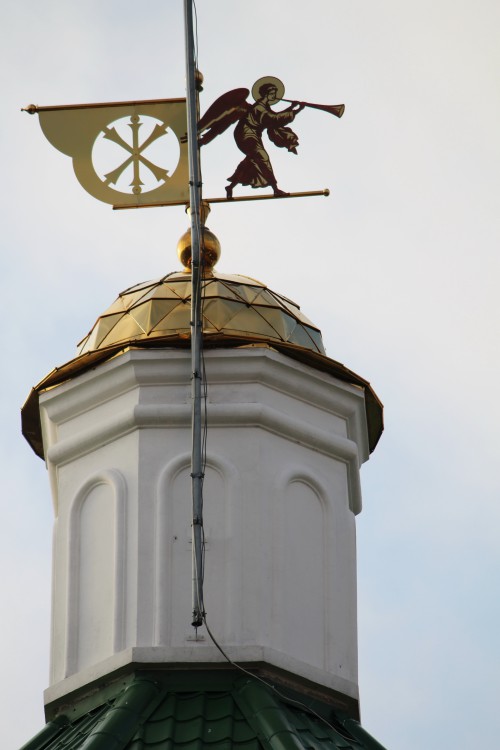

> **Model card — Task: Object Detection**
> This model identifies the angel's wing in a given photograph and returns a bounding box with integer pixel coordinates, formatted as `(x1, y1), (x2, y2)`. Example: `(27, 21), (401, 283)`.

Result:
(198, 88), (250, 145)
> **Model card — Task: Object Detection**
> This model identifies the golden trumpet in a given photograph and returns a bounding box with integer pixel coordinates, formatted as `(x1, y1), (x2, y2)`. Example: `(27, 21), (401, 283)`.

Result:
(282, 99), (345, 118)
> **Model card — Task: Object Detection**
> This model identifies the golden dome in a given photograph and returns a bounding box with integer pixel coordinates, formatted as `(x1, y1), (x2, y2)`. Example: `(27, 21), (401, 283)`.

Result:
(21, 235), (383, 460)
(76, 270), (325, 356)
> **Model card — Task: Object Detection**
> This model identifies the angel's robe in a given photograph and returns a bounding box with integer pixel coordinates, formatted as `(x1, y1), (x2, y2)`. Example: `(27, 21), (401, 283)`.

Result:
(228, 102), (298, 188)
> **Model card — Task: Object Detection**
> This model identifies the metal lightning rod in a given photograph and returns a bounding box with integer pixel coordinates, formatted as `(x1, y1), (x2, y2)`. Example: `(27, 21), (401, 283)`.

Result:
(184, 0), (205, 628)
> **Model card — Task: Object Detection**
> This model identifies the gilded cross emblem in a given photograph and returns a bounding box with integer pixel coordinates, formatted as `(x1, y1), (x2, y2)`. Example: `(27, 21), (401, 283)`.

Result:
(102, 115), (170, 193)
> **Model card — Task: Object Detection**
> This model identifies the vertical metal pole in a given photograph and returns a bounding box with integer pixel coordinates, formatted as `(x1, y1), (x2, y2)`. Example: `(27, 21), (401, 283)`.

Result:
(184, 0), (204, 628)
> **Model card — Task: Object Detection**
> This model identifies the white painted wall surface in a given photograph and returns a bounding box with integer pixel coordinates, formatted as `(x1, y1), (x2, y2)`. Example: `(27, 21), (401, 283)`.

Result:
(39, 347), (370, 704)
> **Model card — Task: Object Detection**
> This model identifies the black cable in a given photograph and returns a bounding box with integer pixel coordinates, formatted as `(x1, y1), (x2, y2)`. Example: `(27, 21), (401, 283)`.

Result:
(202, 614), (355, 742)
(192, 0), (206, 614)
(199, 236), (208, 607)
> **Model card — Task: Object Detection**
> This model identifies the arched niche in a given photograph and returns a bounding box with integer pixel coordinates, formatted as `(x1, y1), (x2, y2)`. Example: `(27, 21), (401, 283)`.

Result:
(66, 470), (126, 673)
(156, 453), (238, 646)
(273, 475), (328, 670)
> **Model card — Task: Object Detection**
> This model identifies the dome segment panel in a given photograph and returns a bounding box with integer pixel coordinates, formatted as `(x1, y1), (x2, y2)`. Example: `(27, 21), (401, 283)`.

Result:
(264, 310), (300, 343)
(129, 299), (185, 336)
(79, 312), (124, 351)
(129, 280), (187, 305)
(288, 324), (323, 352)
(202, 280), (249, 303)
(102, 296), (131, 315)
(303, 326), (324, 352)
(202, 298), (246, 332)
(268, 290), (316, 327)
(216, 279), (265, 305)
(220, 308), (286, 341)
(118, 279), (162, 305)
(96, 313), (147, 349)
(153, 301), (191, 335)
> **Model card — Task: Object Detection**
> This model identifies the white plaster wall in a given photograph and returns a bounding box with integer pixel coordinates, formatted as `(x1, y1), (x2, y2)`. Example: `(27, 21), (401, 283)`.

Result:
(39, 347), (369, 701)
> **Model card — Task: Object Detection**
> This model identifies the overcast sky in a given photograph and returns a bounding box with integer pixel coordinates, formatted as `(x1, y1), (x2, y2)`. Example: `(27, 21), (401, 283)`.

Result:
(2, 2), (500, 748)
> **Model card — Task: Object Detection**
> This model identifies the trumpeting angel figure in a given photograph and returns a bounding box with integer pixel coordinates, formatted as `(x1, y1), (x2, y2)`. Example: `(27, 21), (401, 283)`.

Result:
(198, 76), (305, 198)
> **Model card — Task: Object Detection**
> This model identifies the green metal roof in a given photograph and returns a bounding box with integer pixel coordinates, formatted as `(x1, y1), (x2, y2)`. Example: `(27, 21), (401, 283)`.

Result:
(19, 671), (387, 750)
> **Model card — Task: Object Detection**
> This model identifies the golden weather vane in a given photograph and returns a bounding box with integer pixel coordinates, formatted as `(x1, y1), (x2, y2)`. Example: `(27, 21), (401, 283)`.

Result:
(23, 76), (343, 209)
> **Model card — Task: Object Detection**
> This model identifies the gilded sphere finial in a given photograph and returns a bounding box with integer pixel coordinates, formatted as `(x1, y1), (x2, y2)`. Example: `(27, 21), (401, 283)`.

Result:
(195, 69), (204, 91)
(177, 226), (221, 273)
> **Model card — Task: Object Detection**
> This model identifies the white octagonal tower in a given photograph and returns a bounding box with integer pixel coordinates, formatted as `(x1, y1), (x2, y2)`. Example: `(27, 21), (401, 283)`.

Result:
(22, 227), (382, 721)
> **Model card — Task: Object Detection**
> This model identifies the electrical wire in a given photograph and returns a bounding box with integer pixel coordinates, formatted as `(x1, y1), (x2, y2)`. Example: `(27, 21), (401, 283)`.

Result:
(189, 0), (208, 621)
(198, 227), (209, 613)
(202, 614), (357, 743)
(191, 213), (205, 619)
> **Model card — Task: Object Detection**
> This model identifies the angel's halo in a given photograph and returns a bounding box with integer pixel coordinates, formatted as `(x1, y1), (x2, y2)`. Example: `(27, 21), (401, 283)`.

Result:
(251, 76), (285, 103)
